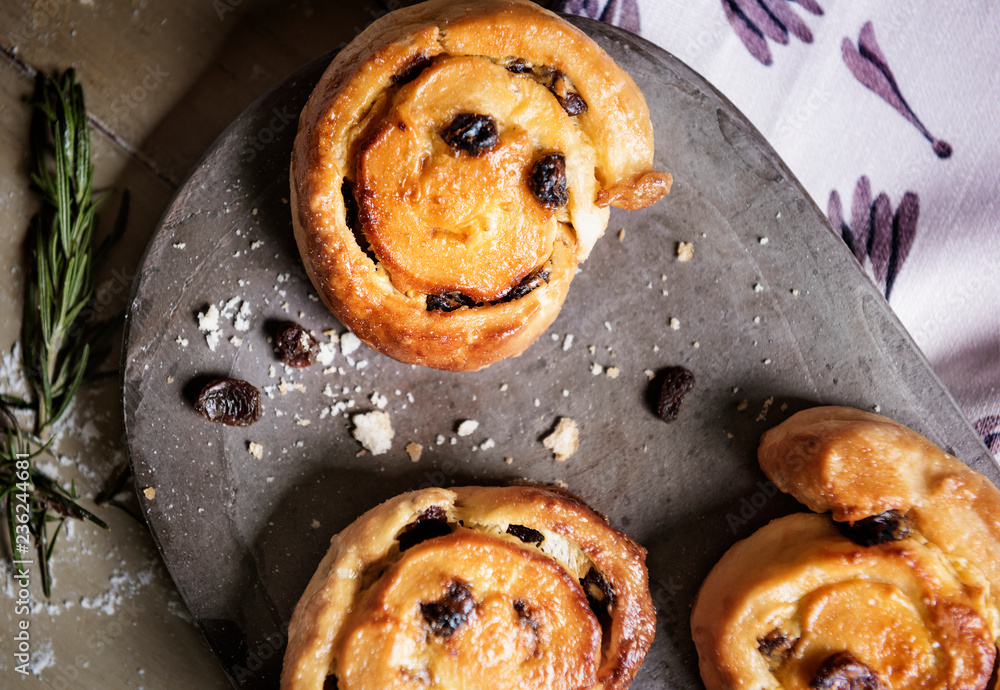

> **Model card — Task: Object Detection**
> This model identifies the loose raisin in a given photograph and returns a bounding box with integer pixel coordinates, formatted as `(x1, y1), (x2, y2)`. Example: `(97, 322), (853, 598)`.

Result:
(274, 322), (319, 368)
(322, 676), (338, 690)
(426, 292), (481, 312)
(397, 506), (453, 551)
(506, 524), (545, 545)
(837, 510), (910, 546)
(194, 378), (262, 427)
(529, 153), (568, 208)
(421, 580), (475, 637)
(657, 366), (696, 422)
(811, 652), (887, 690)
(441, 113), (499, 156)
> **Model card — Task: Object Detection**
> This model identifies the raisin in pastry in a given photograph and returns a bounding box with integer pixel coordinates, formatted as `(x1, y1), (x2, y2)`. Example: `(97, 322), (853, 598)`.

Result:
(289, 0), (671, 371)
(691, 406), (1000, 690)
(281, 486), (655, 689)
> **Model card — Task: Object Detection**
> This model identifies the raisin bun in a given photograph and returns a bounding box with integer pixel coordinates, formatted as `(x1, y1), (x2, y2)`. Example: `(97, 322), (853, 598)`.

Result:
(691, 406), (1000, 690)
(280, 486), (655, 689)
(290, 0), (671, 371)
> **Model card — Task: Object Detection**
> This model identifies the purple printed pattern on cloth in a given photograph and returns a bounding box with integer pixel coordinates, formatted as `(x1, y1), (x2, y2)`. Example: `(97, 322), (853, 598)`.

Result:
(558, 0), (641, 34)
(975, 416), (1000, 455)
(842, 22), (952, 159)
(722, 0), (823, 66)
(828, 176), (919, 300)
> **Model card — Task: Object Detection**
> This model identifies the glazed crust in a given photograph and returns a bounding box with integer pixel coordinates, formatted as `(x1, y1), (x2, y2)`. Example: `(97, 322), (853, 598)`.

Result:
(281, 485), (655, 690)
(290, 0), (671, 371)
(691, 513), (996, 690)
(758, 406), (1000, 607)
(691, 406), (1000, 690)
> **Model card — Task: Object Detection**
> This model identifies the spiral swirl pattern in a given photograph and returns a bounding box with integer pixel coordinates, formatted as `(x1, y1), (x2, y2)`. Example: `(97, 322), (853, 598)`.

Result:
(290, 0), (670, 371)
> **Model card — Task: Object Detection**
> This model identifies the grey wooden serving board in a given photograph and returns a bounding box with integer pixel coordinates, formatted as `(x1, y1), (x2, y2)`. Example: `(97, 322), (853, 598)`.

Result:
(121, 17), (997, 690)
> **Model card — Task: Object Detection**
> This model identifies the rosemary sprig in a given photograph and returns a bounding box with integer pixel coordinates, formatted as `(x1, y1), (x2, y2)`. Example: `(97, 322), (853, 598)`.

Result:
(1, 69), (125, 597)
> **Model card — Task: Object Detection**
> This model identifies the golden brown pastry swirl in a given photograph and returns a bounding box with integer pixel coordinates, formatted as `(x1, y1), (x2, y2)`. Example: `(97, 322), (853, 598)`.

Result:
(290, 0), (671, 371)
(281, 486), (655, 690)
(692, 407), (1000, 690)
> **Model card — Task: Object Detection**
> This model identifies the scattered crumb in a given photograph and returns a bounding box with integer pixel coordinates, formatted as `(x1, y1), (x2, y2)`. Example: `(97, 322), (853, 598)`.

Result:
(753, 283), (764, 292)
(250, 240), (264, 250)
(562, 334), (574, 351)
(197, 304), (219, 332)
(618, 229), (625, 241)
(406, 442), (423, 462)
(676, 241), (694, 262)
(175, 335), (188, 347)
(143, 487), (155, 500)
(352, 411), (394, 455)
(234, 301), (251, 332)
(590, 363), (603, 376)
(552, 479), (569, 490)
(229, 336), (243, 347)
(504, 457), (513, 465)
(693, 341), (700, 349)
(873, 404), (882, 413)
(669, 317), (680, 330)
(166, 376), (174, 384)
(480, 438), (496, 451)
(606, 366), (621, 379)
(248, 442), (263, 459)
(757, 397), (774, 422)
(661, 274), (667, 281)
(790, 288), (800, 296)
(644, 369), (655, 380)
(457, 419), (479, 437)
(759, 237), (769, 245)
(763, 358), (772, 365)
(500, 383), (509, 392)
(587, 345), (596, 355)
(296, 418), (311, 427)
(543, 417), (579, 462)
(436, 434), (446, 445)
(370, 392), (388, 409)
(737, 400), (749, 412)
(205, 330), (221, 352)
(534, 398), (541, 407)
(604, 321), (612, 331)
(340, 332), (362, 356)
(753, 316), (761, 324)
(310, 519), (321, 529)
(173, 242), (186, 249)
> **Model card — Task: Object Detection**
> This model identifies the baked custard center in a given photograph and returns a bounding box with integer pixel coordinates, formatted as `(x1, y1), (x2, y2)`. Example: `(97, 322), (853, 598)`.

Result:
(771, 548), (996, 690)
(336, 530), (600, 689)
(356, 56), (572, 302)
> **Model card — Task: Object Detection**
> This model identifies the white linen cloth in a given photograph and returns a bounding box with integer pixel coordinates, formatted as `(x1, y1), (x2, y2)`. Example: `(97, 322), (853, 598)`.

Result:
(558, 0), (1000, 457)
